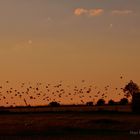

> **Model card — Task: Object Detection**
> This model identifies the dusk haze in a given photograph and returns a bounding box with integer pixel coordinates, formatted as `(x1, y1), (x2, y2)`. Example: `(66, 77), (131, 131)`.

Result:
(0, 1), (140, 139)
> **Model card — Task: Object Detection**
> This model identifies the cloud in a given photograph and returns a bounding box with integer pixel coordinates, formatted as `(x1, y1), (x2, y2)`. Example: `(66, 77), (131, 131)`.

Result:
(112, 10), (133, 15)
(74, 8), (104, 17)
(74, 8), (88, 16)
(89, 9), (104, 16)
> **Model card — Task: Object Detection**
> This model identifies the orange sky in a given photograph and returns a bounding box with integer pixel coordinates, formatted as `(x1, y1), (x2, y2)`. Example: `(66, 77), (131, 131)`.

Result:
(0, 0), (140, 106)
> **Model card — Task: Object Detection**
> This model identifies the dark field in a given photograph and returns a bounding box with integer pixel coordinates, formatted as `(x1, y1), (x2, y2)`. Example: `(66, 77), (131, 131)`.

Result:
(0, 106), (140, 140)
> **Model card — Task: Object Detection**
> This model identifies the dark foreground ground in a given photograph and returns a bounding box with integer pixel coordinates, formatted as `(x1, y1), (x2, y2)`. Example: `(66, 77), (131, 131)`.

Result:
(0, 106), (140, 140)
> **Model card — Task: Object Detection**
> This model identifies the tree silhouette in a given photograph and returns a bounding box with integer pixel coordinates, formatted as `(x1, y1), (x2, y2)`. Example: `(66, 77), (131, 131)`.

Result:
(132, 93), (140, 113)
(96, 99), (105, 106)
(86, 101), (94, 106)
(119, 98), (128, 105)
(48, 101), (60, 107)
(123, 80), (140, 98)
(108, 99), (115, 105)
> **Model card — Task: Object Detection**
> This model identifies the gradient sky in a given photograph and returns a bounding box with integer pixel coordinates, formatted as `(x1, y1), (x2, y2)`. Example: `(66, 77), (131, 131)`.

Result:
(0, 0), (140, 94)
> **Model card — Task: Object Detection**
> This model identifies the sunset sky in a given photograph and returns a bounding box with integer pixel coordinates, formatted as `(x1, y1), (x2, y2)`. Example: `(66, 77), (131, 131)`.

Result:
(0, 0), (140, 105)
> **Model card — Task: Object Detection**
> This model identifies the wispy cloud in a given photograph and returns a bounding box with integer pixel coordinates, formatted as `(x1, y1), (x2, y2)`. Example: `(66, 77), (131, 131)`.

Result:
(74, 8), (88, 16)
(111, 10), (133, 15)
(74, 8), (104, 17)
(89, 9), (104, 16)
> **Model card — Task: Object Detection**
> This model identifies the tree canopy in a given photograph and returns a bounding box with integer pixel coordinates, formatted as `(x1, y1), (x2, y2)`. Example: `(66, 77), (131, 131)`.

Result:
(123, 80), (140, 98)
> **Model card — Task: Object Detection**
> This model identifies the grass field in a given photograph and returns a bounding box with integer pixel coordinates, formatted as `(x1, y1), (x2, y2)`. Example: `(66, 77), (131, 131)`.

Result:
(0, 106), (140, 140)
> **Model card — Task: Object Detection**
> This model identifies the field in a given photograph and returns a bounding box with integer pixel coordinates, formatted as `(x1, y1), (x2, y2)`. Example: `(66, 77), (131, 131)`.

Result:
(0, 105), (140, 140)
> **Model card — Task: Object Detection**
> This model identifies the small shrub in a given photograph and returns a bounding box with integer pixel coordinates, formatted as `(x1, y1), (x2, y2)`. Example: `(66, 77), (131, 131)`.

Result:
(96, 99), (105, 106)
(108, 99), (116, 105)
(86, 101), (94, 106)
(48, 101), (60, 107)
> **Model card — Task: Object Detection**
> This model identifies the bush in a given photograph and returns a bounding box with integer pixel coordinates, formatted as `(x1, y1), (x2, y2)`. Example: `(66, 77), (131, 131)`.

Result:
(48, 101), (60, 107)
(119, 98), (128, 105)
(96, 99), (105, 106)
(108, 99), (116, 105)
(86, 101), (94, 106)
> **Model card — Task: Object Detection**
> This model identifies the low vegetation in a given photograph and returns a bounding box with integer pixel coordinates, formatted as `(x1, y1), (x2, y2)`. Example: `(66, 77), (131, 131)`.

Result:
(96, 99), (105, 106)
(86, 102), (94, 106)
(119, 98), (128, 105)
(108, 99), (116, 105)
(48, 101), (60, 107)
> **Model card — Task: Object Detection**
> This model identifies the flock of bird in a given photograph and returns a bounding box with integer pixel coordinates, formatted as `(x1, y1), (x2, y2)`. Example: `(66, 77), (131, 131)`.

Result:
(0, 77), (124, 106)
